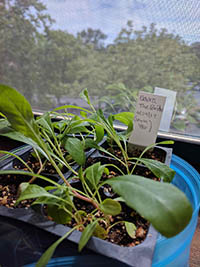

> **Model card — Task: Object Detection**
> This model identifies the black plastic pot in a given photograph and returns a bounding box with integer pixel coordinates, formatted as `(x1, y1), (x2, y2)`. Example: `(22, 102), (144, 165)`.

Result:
(0, 206), (157, 267)
(0, 143), (172, 267)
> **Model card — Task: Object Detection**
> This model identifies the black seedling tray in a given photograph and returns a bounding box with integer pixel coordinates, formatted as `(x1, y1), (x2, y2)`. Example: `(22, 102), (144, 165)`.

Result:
(0, 137), (173, 267)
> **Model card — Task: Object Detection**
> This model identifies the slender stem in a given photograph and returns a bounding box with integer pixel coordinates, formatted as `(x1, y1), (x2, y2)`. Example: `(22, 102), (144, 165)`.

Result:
(68, 184), (99, 209)
(130, 143), (156, 174)
(41, 130), (58, 152)
(61, 206), (74, 218)
(73, 191), (99, 209)
(82, 178), (96, 199)
(29, 149), (45, 183)
(42, 131), (78, 176)
(0, 150), (33, 173)
(104, 163), (125, 175)
(97, 120), (130, 173)
(114, 139), (130, 173)
(95, 186), (102, 203)
(90, 208), (98, 215)
(29, 160), (46, 184)
(80, 171), (98, 201)
(107, 220), (124, 232)
(98, 146), (127, 168)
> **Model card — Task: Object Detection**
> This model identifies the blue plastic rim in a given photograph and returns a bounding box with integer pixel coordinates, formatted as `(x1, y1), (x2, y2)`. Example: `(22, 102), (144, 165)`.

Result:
(152, 154), (200, 267)
(25, 154), (200, 267)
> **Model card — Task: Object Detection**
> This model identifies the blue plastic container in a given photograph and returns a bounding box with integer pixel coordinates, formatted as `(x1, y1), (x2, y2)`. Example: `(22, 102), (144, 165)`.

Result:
(152, 154), (200, 267)
(25, 154), (200, 267)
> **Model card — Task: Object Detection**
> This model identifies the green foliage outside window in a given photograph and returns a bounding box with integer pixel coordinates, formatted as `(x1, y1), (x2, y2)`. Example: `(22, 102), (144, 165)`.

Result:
(0, 0), (200, 132)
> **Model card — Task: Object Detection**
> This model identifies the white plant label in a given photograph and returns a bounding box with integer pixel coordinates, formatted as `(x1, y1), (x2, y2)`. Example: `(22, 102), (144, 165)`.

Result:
(154, 87), (177, 132)
(129, 91), (166, 147)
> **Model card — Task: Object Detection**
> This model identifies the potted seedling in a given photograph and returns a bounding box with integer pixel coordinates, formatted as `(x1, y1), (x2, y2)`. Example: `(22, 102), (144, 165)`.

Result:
(0, 85), (193, 267)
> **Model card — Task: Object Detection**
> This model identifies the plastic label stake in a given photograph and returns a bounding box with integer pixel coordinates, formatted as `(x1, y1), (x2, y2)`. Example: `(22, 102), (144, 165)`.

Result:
(129, 91), (166, 149)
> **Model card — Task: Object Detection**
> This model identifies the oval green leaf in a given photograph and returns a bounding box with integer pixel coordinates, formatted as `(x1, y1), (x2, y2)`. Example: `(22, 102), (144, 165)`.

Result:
(93, 224), (107, 240)
(125, 221), (136, 239)
(16, 183), (55, 204)
(100, 198), (122, 216)
(47, 205), (72, 224)
(0, 84), (39, 142)
(85, 162), (105, 189)
(64, 137), (86, 165)
(106, 175), (193, 238)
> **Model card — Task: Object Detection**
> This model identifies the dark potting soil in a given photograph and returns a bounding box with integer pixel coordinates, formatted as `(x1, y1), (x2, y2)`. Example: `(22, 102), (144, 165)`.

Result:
(100, 145), (166, 164)
(0, 173), (33, 208)
(0, 146), (165, 247)
(13, 150), (72, 175)
(63, 195), (150, 248)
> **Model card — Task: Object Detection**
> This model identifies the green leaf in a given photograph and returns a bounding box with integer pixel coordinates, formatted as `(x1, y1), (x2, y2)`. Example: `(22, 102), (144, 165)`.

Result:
(130, 140), (174, 158)
(60, 117), (90, 136)
(125, 222), (136, 238)
(0, 127), (48, 158)
(135, 158), (175, 182)
(85, 139), (99, 149)
(78, 220), (98, 252)
(33, 196), (60, 206)
(106, 175), (193, 238)
(79, 88), (91, 105)
(16, 183), (55, 204)
(18, 182), (29, 195)
(97, 109), (107, 123)
(53, 105), (91, 114)
(0, 112), (6, 118)
(104, 167), (109, 176)
(0, 84), (39, 142)
(47, 205), (72, 224)
(35, 187), (73, 224)
(95, 125), (104, 143)
(114, 112), (134, 133)
(0, 118), (10, 129)
(93, 224), (107, 239)
(53, 120), (67, 132)
(113, 197), (126, 202)
(100, 198), (122, 216)
(80, 111), (88, 118)
(108, 114), (114, 128)
(0, 171), (60, 187)
(64, 137), (86, 165)
(85, 162), (105, 189)
(155, 140), (174, 145)
(69, 125), (89, 134)
(44, 186), (57, 191)
(36, 112), (54, 137)
(78, 166), (84, 183)
(36, 228), (76, 267)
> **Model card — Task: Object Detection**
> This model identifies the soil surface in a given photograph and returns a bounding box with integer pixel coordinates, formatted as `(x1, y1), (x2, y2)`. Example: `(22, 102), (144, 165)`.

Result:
(64, 192), (150, 247)
(0, 145), (166, 247)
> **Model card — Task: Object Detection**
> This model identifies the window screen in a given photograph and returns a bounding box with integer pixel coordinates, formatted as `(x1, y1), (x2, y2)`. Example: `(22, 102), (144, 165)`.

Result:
(0, 0), (200, 137)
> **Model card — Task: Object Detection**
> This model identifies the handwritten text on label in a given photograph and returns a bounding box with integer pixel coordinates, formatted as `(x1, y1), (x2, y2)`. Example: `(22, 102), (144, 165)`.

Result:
(129, 91), (166, 147)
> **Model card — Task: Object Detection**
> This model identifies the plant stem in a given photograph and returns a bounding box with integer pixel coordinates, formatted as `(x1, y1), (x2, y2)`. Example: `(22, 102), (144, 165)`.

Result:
(104, 163), (125, 175)
(107, 220), (124, 232)
(70, 187), (99, 209)
(42, 131), (78, 175)
(29, 149), (45, 183)
(0, 150), (33, 173)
